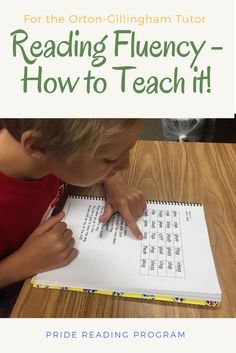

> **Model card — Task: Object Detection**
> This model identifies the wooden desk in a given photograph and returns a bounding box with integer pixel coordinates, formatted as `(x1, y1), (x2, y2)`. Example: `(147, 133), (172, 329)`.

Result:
(11, 141), (236, 318)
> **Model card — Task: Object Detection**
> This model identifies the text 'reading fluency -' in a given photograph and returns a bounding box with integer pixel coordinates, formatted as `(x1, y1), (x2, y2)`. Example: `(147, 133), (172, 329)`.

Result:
(11, 29), (206, 68)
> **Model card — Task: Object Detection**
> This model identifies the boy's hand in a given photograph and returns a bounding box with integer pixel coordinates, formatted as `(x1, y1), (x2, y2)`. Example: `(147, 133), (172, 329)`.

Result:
(100, 173), (146, 240)
(0, 212), (78, 288)
(19, 212), (78, 274)
(17, 212), (78, 275)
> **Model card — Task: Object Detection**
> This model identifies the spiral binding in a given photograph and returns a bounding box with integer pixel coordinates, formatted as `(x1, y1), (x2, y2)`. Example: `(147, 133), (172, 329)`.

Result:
(68, 195), (202, 207)
(147, 200), (202, 207)
(69, 195), (105, 201)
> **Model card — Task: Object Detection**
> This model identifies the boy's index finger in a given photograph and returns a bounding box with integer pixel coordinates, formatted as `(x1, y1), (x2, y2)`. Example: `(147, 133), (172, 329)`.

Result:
(35, 211), (65, 235)
(120, 207), (143, 240)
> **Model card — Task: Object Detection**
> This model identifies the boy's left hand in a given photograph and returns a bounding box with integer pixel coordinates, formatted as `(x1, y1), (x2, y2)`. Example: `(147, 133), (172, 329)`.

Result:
(99, 173), (146, 240)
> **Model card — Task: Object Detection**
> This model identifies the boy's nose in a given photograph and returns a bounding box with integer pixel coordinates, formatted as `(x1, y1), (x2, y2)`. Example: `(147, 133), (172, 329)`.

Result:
(114, 153), (130, 172)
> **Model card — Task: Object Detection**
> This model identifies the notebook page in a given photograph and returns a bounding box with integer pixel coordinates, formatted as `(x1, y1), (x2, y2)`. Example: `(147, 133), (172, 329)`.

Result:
(35, 197), (221, 300)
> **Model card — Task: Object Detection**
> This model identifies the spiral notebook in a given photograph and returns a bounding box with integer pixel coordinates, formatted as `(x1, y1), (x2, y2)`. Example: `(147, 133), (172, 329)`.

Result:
(33, 196), (222, 307)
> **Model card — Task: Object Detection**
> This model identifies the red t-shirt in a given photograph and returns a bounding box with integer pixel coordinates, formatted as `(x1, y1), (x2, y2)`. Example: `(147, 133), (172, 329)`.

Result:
(0, 172), (65, 260)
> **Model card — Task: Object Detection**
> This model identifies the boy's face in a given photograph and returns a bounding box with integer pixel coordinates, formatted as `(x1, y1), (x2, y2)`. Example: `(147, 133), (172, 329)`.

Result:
(46, 120), (143, 187)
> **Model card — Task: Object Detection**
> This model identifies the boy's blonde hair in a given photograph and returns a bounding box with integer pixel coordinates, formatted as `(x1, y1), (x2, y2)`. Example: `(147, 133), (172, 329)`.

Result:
(1, 119), (139, 161)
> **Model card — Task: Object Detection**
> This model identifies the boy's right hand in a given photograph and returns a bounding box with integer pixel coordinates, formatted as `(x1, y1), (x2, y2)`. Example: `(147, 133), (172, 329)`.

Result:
(17, 212), (78, 276)
(0, 212), (78, 288)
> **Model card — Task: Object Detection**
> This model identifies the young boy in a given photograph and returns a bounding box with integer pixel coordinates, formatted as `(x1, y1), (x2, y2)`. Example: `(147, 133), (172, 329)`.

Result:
(0, 119), (146, 314)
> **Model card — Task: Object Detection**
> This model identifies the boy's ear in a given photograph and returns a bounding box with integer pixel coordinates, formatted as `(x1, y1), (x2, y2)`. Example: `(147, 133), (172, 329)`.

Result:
(20, 130), (47, 161)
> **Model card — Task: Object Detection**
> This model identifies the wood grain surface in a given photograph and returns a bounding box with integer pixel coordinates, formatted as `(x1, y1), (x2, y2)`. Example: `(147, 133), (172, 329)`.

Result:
(11, 141), (236, 318)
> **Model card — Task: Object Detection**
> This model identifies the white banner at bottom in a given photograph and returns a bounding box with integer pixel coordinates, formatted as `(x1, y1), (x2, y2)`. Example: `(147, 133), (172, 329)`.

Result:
(0, 318), (235, 352)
